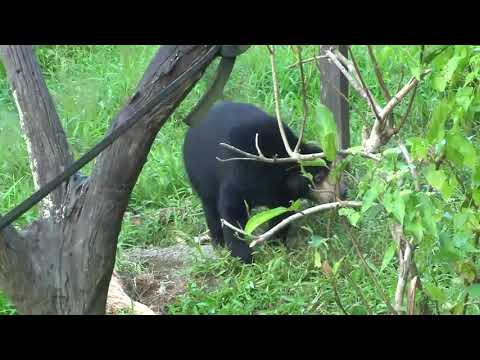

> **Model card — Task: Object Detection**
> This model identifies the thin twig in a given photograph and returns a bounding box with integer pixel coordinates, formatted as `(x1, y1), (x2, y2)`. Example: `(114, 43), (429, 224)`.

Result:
(380, 70), (430, 120)
(463, 232), (479, 315)
(344, 269), (373, 315)
(287, 54), (328, 69)
(293, 45), (309, 153)
(367, 45), (394, 129)
(398, 141), (420, 191)
(217, 142), (381, 163)
(221, 201), (362, 248)
(392, 84), (418, 135)
(329, 271), (349, 315)
(267, 45), (296, 158)
(348, 47), (383, 123)
(341, 219), (397, 314)
(314, 57), (365, 120)
(396, 68), (405, 94)
(324, 50), (367, 103)
(367, 45), (391, 102)
(254, 133), (265, 157)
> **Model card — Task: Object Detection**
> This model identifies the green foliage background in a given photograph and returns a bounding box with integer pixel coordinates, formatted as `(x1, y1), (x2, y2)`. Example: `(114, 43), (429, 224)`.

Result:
(1, 45), (479, 315)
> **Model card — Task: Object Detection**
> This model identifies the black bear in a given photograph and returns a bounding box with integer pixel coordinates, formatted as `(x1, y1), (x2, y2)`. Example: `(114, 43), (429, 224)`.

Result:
(183, 101), (344, 263)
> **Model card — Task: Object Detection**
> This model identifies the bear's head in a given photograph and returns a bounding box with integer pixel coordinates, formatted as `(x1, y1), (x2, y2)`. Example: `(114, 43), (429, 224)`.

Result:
(286, 143), (347, 204)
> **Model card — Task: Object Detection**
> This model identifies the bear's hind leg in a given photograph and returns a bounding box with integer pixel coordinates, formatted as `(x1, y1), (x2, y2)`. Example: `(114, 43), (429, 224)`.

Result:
(201, 198), (225, 247)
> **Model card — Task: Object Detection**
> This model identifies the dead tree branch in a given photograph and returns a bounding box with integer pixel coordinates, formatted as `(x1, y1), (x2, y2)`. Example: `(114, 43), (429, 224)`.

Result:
(1, 46), (74, 218)
(221, 201), (362, 248)
(0, 45), (218, 314)
(217, 141), (381, 163)
(391, 223), (413, 314)
(293, 45), (309, 153)
(323, 46), (430, 154)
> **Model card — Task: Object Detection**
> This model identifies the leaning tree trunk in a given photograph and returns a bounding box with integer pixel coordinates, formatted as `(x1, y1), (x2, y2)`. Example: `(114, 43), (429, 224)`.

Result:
(0, 45), (218, 314)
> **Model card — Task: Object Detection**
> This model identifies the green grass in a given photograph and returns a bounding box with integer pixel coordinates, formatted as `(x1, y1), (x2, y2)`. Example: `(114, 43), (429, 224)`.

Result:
(0, 45), (477, 315)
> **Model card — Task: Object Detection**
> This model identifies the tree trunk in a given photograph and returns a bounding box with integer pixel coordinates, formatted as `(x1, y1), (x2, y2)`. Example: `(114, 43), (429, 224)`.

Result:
(1, 46), (73, 218)
(0, 45), (219, 314)
(319, 45), (350, 150)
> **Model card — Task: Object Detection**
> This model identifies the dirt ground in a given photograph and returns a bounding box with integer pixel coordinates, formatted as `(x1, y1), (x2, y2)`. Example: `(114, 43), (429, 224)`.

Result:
(116, 244), (215, 314)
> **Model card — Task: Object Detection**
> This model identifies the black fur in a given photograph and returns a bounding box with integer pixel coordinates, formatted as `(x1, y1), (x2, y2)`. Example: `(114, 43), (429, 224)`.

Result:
(183, 102), (331, 263)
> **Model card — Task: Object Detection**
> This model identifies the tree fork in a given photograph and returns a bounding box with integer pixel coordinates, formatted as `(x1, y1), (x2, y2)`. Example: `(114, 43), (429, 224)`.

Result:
(0, 45), (218, 314)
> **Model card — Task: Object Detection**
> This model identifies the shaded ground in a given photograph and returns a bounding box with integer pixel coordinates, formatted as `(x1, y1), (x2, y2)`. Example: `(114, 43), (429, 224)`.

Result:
(117, 243), (216, 314)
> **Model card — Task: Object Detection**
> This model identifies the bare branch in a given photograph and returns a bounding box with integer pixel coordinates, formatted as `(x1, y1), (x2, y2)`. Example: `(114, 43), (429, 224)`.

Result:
(287, 54), (329, 69)
(325, 49), (383, 118)
(391, 223), (414, 314)
(221, 201), (362, 248)
(267, 45), (296, 158)
(341, 220), (397, 314)
(1, 45), (220, 315)
(398, 141), (420, 191)
(293, 46), (309, 153)
(254, 133), (265, 158)
(0, 45), (73, 218)
(408, 276), (418, 315)
(392, 84), (418, 135)
(367, 45), (391, 101)
(379, 72), (428, 120)
(217, 142), (381, 163)
(348, 48), (383, 123)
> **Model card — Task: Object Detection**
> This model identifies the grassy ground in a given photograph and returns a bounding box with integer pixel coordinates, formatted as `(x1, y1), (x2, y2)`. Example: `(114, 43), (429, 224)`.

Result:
(0, 45), (472, 315)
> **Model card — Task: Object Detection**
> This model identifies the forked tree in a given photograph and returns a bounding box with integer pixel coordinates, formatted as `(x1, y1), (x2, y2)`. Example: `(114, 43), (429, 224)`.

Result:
(0, 45), (220, 314)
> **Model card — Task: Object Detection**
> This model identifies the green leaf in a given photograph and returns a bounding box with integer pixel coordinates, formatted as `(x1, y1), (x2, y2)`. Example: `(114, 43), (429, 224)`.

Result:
(453, 208), (479, 232)
(456, 261), (477, 284)
(332, 257), (345, 276)
(425, 284), (448, 304)
(425, 166), (455, 200)
(244, 207), (289, 235)
(289, 199), (302, 212)
(472, 188), (480, 207)
(455, 86), (474, 111)
(422, 45), (450, 64)
(314, 104), (338, 161)
(445, 132), (478, 170)
(244, 199), (301, 236)
(467, 284), (480, 299)
(407, 137), (430, 161)
(382, 190), (406, 225)
(405, 220), (425, 242)
(338, 208), (361, 227)
(382, 147), (401, 158)
(301, 170), (314, 184)
(474, 167), (480, 186)
(432, 54), (465, 92)
(300, 158), (327, 167)
(427, 100), (450, 143)
(380, 242), (397, 272)
(411, 66), (422, 81)
(418, 193), (438, 240)
(361, 180), (383, 213)
(309, 235), (328, 248)
(314, 250), (322, 268)
(450, 302), (465, 315)
(328, 157), (349, 183)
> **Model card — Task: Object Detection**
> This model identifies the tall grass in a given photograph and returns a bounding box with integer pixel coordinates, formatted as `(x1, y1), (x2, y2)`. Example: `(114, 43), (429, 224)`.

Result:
(0, 45), (463, 315)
